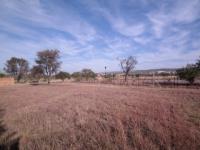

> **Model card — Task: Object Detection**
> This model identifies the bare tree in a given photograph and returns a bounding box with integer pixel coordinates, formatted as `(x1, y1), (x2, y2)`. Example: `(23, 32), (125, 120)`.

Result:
(4, 57), (29, 82)
(119, 56), (137, 82)
(35, 49), (61, 84)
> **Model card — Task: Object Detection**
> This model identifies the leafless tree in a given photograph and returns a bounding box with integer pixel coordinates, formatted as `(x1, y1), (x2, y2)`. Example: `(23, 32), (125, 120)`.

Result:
(119, 56), (137, 82)
(4, 57), (29, 82)
(35, 49), (61, 84)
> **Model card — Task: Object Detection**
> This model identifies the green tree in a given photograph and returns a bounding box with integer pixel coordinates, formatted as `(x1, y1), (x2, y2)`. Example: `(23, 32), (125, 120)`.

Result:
(55, 71), (70, 81)
(0, 72), (6, 78)
(81, 69), (96, 80)
(71, 72), (82, 81)
(177, 65), (199, 84)
(35, 49), (61, 84)
(31, 65), (44, 80)
(4, 57), (29, 82)
(71, 72), (81, 78)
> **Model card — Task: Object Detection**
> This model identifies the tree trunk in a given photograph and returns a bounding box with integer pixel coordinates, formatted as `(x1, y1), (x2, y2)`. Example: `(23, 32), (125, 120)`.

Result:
(124, 74), (128, 83)
(17, 74), (22, 83)
(47, 76), (50, 84)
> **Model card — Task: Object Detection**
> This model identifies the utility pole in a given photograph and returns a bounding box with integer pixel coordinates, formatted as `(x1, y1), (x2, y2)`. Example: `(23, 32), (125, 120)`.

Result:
(104, 66), (107, 78)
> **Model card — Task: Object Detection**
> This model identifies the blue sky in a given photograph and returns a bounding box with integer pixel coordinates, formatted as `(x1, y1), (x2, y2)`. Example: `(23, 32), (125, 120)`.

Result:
(0, 0), (200, 73)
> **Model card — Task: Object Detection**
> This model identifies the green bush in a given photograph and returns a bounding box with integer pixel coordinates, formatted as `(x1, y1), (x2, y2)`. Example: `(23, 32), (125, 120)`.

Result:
(81, 69), (96, 80)
(0, 73), (6, 78)
(55, 71), (70, 81)
(176, 65), (199, 84)
(71, 69), (96, 81)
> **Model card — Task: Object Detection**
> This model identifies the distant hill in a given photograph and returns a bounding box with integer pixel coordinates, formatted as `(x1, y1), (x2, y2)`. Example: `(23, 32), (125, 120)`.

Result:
(99, 68), (179, 75)
(132, 68), (179, 74)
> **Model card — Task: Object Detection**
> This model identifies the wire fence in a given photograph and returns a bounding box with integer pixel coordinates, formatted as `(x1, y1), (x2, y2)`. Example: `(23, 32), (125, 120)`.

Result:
(76, 75), (200, 88)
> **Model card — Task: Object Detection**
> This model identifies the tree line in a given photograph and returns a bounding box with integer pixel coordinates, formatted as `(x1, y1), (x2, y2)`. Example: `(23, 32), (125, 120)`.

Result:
(2, 49), (96, 84)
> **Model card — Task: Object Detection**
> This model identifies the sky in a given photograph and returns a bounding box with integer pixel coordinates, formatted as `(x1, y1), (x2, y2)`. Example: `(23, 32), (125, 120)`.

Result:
(0, 0), (200, 73)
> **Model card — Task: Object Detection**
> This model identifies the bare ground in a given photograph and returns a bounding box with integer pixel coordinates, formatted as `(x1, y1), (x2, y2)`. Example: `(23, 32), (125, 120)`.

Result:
(0, 83), (200, 150)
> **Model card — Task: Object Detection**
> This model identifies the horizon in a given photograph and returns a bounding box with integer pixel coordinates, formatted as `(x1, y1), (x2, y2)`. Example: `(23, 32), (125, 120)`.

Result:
(0, 67), (180, 74)
(1, 0), (200, 73)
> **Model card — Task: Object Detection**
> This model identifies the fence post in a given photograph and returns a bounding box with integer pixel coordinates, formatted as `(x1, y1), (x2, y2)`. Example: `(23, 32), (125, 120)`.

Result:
(153, 73), (155, 87)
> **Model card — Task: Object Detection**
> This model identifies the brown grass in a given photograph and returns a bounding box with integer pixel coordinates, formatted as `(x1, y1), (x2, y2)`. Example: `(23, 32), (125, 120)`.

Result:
(0, 83), (200, 150)
(0, 77), (14, 86)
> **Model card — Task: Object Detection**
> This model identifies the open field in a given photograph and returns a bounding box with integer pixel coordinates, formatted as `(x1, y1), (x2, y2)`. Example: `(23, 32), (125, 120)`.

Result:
(0, 83), (200, 150)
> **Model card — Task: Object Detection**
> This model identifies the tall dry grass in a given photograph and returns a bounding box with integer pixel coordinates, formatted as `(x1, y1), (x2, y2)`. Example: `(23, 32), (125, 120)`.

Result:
(0, 83), (199, 149)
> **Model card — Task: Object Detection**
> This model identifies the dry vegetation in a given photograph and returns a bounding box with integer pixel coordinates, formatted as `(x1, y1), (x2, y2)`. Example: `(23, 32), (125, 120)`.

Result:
(0, 77), (14, 86)
(0, 83), (200, 150)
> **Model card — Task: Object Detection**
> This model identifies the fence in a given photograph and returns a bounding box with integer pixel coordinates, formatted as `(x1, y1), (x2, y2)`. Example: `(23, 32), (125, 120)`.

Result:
(0, 77), (15, 86)
(78, 75), (200, 88)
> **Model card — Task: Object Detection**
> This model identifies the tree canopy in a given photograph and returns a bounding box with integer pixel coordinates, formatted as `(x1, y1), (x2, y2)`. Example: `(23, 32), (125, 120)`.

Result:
(55, 71), (70, 81)
(4, 57), (29, 82)
(177, 64), (199, 84)
(81, 69), (96, 80)
(35, 49), (60, 84)
(71, 69), (96, 81)
(31, 65), (44, 80)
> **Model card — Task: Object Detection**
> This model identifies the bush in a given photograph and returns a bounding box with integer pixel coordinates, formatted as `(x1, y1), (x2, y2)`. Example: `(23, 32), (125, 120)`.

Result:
(71, 69), (96, 81)
(31, 65), (44, 80)
(176, 65), (199, 84)
(0, 73), (6, 78)
(81, 69), (96, 80)
(71, 72), (82, 81)
(55, 71), (70, 81)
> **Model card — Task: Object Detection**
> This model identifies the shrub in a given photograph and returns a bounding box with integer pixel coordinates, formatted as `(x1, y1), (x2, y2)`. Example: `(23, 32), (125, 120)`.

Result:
(71, 69), (96, 81)
(71, 72), (82, 81)
(81, 69), (96, 80)
(0, 73), (6, 78)
(55, 71), (70, 81)
(176, 65), (199, 84)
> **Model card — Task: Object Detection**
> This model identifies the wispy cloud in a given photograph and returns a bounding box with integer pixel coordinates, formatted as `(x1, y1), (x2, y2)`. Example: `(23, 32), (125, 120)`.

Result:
(147, 0), (200, 38)
(0, 0), (97, 44)
(0, 0), (200, 72)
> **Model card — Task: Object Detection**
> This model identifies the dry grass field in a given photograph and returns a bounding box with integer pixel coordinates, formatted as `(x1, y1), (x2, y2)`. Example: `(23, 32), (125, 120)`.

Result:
(0, 77), (14, 87)
(0, 83), (200, 150)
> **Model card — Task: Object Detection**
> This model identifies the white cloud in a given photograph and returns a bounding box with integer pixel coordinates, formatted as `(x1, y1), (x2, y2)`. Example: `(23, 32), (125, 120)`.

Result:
(172, 0), (200, 23)
(0, 0), (97, 44)
(62, 57), (120, 73)
(107, 16), (145, 37)
(0, 0), (200, 72)
(147, 13), (168, 38)
(147, 0), (200, 38)
(134, 36), (151, 45)
(82, 0), (145, 38)
(0, 34), (87, 68)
